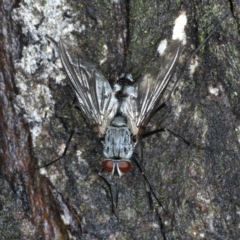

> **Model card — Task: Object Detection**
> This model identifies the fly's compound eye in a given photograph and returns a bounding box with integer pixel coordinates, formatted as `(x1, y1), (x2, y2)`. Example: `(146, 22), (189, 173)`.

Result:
(118, 160), (132, 173)
(102, 160), (114, 172)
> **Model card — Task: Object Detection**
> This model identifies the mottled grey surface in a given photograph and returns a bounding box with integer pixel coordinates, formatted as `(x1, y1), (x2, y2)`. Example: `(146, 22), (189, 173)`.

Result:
(1, 0), (240, 239)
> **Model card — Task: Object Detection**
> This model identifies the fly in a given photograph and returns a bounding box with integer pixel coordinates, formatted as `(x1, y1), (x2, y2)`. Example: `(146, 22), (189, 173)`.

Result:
(59, 39), (181, 177)
(56, 15), (228, 227)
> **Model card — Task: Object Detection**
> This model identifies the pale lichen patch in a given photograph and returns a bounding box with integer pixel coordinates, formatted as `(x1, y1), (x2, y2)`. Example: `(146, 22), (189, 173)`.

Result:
(208, 86), (219, 96)
(172, 12), (187, 44)
(189, 56), (199, 77)
(100, 44), (108, 65)
(12, 0), (84, 145)
(157, 39), (167, 55)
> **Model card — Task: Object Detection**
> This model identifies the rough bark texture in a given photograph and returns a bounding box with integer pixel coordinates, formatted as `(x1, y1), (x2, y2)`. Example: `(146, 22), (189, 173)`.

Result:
(1, 0), (240, 239)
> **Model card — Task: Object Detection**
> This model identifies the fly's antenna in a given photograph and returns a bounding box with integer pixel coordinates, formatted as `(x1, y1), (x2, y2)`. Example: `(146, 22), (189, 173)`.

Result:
(167, 14), (229, 102)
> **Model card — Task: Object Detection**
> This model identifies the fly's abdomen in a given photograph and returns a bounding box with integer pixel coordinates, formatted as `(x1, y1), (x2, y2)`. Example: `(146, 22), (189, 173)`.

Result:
(103, 126), (133, 159)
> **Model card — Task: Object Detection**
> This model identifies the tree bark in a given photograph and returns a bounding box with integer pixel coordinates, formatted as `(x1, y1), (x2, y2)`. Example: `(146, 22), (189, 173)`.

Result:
(1, 0), (240, 239)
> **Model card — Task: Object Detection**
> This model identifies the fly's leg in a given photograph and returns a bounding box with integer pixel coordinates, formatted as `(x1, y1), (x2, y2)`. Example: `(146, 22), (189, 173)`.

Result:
(34, 128), (97, 171)
(165, 128), (190, 145)
(148, 102), (190, 145)
(153, 102), (167, 116)
(33, 130), (75, 171)
(98, 168), (119, 218)
(142, 128), (227, 152)
(132, 155), (165, 209)
(72, 97), (82, 112)
(142, 126), (239, 153)
(142, 128), (190, 145)
(132, 155), (166, 240)
(115, 180), (119, 210)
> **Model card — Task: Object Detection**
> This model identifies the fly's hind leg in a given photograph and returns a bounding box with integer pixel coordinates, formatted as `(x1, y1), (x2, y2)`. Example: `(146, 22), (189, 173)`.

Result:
(145, 102), (190, 145)
(34, 130), (75, 171)
(35, 128), (97, 171)
(153, 102), (167, 116)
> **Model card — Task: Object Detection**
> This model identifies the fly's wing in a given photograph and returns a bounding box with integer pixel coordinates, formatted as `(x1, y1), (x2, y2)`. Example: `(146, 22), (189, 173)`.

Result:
(120, 40), (181, 137)
(59, 40), (119, 136)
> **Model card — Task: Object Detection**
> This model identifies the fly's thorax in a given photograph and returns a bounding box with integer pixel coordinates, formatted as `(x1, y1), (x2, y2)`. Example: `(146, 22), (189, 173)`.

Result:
(118, 73), (134, 83)
(103, 117), (134, 159)
(113, 73), (137, 97)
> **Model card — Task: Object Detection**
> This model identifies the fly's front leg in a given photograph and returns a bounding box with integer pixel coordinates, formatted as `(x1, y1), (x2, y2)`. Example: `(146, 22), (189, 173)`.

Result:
(132, 155), (167, 240)
(132, 155), (165, 210)
(142, 127), (236, 158)
(98, 168), (119, 218)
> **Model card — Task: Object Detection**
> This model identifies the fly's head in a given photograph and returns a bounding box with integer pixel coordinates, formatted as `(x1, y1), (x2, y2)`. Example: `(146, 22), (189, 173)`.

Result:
(102, 159), (132, 177)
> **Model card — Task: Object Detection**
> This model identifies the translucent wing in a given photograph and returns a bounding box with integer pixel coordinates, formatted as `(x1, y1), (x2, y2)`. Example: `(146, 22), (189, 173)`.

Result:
(59, 40), (119, 136)
(119, 40), (181, 137)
